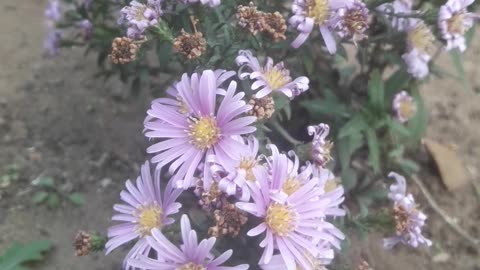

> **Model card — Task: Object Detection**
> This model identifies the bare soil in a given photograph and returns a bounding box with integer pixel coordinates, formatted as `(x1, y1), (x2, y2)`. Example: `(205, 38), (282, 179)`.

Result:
(0, 1), (478, 270)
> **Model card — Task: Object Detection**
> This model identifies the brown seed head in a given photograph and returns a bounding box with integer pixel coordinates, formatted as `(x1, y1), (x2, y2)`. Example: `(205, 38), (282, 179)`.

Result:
(247, 96), (275, 121)
(393, 205), (411, 234)
(263, 12), (287, 41)
(208, 202), (248, 238)
(74, 230), (91, 256)
(109, 37), (139, 64)
(173, 30), (206, 60)
(356, 260), (373, 270)
(236, 2), (266, 34)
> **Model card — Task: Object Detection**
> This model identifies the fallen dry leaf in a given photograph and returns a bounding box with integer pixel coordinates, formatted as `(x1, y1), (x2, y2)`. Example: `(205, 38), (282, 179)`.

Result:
(423, 138), (469, 191)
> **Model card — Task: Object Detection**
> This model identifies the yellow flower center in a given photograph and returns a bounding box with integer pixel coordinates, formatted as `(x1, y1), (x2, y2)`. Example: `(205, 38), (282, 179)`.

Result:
(136, 204), (163, 236)
(282, 177), (302, 196)
(447, 13), (466, 34)
(306, 0), (330, 25)
(188, 116), (220, 150)
(176, 262), (206, 270)
(324, 179), (337, 192)
(398, 99), (416, 120)
(265, 203), (297, 236)
(409, 23), (435, 54)
(133, 5), (148, 21)
(263, 68), (290, 91)
(238, 158), (258, 181)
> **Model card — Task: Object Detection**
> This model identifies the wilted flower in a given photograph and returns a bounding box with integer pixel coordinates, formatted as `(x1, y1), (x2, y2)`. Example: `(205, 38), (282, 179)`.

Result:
(376, 0), (414, 31)
(236, 50), (309, 99)
(384, 172), (432, 249)
(44, 28), (62, 57)
(129, 215), (249, 270)
(236, 144), (345, 270)
(208, 136), (262, 201)
(307, 123), (333, 171)
(247, 96), (275, 120)
(194, 179), (227, 210)
(263, 12), (288, 41)
(393, 91), (417, 123)
(402, 20), (435, 79)
(118, 0), (162, 39)
(144, 70), (256, 189)
(109, 37), (140, 64)
(173, 29), (207, 60)
(209, 202), (248, 238)
(76, 19), (93, 41)
(237, 3), (266, 34)
(333, 0), (369, 44)
(74, 231), (91, 257)
(438, 0), (478, 52)
(289, 0), (352, 53)
(105, 161), (182, 269)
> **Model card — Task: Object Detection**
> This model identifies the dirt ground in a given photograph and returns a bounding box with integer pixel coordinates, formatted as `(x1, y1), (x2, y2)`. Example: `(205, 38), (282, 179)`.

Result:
(0, 1), (478, 270)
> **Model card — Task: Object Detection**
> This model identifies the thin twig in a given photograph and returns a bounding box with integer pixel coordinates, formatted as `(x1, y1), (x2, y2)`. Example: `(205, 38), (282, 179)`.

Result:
(410, 174), (480, 249)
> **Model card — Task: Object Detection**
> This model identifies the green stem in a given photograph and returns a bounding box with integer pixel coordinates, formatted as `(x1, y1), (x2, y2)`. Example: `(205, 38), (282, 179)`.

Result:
(269, 119), (302, 146)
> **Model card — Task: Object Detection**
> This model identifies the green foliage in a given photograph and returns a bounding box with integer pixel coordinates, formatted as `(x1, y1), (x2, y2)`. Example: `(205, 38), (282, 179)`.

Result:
(1, 164), (20, 188)
(0, 240), (52, 270)
(31, 176), (86, 208)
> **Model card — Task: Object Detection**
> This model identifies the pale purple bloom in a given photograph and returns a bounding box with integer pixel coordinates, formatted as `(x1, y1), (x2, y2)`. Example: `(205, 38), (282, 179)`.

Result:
(236, 144), (345, 270)
(392, 91), (416, 123)
(45, 0), (61, 22)
(105, 161), (182, 269)
(118, 0), (163, 39)
(401, 49), (430, 79)
(260, 242), (335, 270)
(236, 50), (309, 99)
(76, 19), (93, 41)
(376, 0), (414, 31)
(129, 215), (249, 270)
(307, 123), (333, 171)
(179, 0), (221, 7)
(402, 19), (434, 79)
(208, 135), (262, 201)
(144, 70), (256, 190)
(384, 172), (432, 249)
(44, 28), (62, 57)
(332, 0), (369, 44)
(438, 0), (478, 52)
(289, 0), (353, 53)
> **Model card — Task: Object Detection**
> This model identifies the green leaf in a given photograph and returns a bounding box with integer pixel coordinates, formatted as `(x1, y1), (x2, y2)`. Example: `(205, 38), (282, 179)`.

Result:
(0, 240), (52, 270)
(449, 49), (470, 90)
(32, 191), (49, 205)
(385, 68), (410, 99)
(47, 194), (60, 208)
(365, 129), (380, 173)
(406, 88), (428, 141)
(387, 116), (410, 137)
(68, 193), (86, 206)
(367, 69), (385, 110)
(338, 115), (367, 138)
(301, 90), (351, 120)
(337, 133), (364, 167)
(341, 168), (358, 192)
(31, 177), (55, 188)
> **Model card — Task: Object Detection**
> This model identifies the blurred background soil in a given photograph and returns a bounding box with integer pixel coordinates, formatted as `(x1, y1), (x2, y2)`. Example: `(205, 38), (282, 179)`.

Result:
(0, 1), (478, 269)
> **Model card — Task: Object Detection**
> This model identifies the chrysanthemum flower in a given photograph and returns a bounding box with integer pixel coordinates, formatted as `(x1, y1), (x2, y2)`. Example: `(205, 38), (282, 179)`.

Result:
(383, 172), (432, 249)
(392, 91), (417, 123)
(105, 161), (182, 269)
(208, 136), (262, 201)
(332, 0), (369, 44)
(118, 0), (163, 39)
(144, 70), (256, 189)
(236, 50), (309, 99)
(376, 0), (414, 31)
(289, 0), (353, 53)
(129, 215), (249, 270)
(438, 0), (478, 52)
(236, 144), (345, 270)
(402, 20), (435, 79)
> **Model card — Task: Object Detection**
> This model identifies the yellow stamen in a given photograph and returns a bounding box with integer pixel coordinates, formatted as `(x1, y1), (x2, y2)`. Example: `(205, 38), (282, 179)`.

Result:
(136, 204), (163, 236)
(188, 116), (220, 150)
(176, 262), (206, 270)
(306, 0), (331, 25)
(263, 68), (290, 90)
(447, 13), (466, 34)
(238, 158), (258, 181)
(409, 22), (435, 54)
(398, 99), (416, 120)
(282, 177), (302, 196)
(265, 203), (297, 236)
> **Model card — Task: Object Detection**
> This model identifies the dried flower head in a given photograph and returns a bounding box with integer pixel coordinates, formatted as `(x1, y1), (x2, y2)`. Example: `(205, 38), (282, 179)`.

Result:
(237, 2), (266, 34)
(308, 123), (333, 169)
(173, 29), (207, 60)
(194, 179), (227, 210)
(334, 0), (370, 44)
(109, 37), (140, 64)
(74, 231), (91, 256)
(247, 96), (275, 120)
(263, 12), (287, 41)
(356, 260), (373, 270)
(209, 202), (248, 238)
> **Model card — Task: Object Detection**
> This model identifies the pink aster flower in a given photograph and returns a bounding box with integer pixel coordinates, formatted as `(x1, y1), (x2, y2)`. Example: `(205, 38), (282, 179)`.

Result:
(376, 0), (414, 31)
(438, 0), (479, 52)
(260, 242), (335, 270)
(118, 0), (163, 39)
(208, 135), (262, 201)
(307, 123), (333, 171)
(332, 0), (370, 44)
(236, 144), (345, 270)
(289, 0), (353, 53)
(392, 91), (417, 123)
(236, 50), (309, 99)
(144, 70), (256, 190)
(402, 19), (435, 79)
(129, 215), (249, 270)
(384, 172), (432, 249)
(106, 161), (182, 269)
